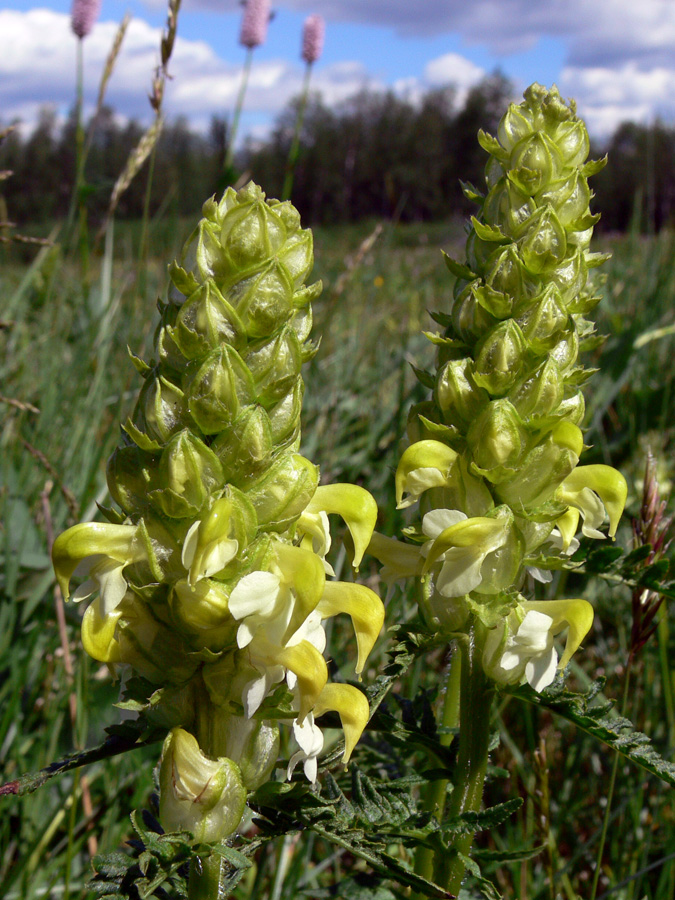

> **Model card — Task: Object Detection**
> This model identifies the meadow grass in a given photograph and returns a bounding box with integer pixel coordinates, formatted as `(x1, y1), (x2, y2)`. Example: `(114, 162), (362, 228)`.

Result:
(1, 217), (674, 899)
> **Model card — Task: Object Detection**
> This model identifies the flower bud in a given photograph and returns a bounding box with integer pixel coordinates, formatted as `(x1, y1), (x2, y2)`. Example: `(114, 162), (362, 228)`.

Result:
(473, 319), (526, 395)
(519, 206), (567, 275)
(169, 578), (237, 649)
(302, 15), (325, 64)
(510, 358), (564, 420)
(230, 262), (295, 339)
(516, 284), (568, 354)
(211, 406), (274, 481)
(468, 399), (527, 480)
(149, 431), (224, 519)
(245, 327), (302, 404)
(71, 0), (100, 39)
(239, 0), (270, 49)
(159, 728), (247, 841)
(245, 453), (319, 529)
(187, 346), (256, 434)
(436, 358), (489, 423)
(130, 375), (189, 448)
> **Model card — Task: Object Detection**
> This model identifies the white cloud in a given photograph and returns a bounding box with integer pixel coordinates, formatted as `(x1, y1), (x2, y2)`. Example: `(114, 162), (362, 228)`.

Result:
(561, 63), (675, 139)
(425, 52), (485, 106)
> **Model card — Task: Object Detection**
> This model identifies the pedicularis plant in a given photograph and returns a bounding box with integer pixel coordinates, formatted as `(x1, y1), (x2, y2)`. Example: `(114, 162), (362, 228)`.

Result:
(370, 83), (629, 892)
(36, 84), (675, 900)
(52, 183), (383, 898)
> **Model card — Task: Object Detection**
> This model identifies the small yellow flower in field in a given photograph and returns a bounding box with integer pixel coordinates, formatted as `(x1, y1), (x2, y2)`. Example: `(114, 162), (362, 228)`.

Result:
(373, 275), (384, 288)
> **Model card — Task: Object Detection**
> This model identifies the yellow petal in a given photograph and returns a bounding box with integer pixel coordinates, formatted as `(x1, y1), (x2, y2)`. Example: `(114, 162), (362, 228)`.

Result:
(52, 522), (140, 599)
(423, 516), (505, 575)
(81, 596), (122, 663)
(317, 581), (384, 675)
(314, 683), (370, 763)
(561, 465), (628, 538)
(273, 542), (326, 638)
(275, 640), (328, 722)
(525, 598), (594, 669)
(556, 507), (580, 550)
(303, 483), (378, 569)
(395, 440), (458, 508)
(367, 532), (424, 579)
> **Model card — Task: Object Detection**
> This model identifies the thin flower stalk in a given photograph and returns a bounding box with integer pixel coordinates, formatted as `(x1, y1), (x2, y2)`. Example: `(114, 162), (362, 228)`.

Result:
(53, 183), (383, 899)
(67, 0), (101, 279)
(224, 0), (272, 179)
(369, 84), (628, 893)
(281, 15), (325, 202)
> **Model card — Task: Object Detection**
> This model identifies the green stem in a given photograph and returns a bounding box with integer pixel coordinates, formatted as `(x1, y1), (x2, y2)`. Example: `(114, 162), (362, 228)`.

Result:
(441, 623), (494, 895)
(224, 48), (253, 178)
(657, 604), (675, 751)
(589, 656), (633, 900)
(412, 647), (462, 895)
(188, 855), (225, 900)
(281, 63), (313, 202)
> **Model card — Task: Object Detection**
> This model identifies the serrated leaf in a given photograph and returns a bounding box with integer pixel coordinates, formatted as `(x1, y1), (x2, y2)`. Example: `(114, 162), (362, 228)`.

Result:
(443, 798), (522, 835)
(471, 217), (509, 244)
(460, 180), (485, 202)
(442, 251), (478, 282)
(412, 365), (436, 389)
(474, 843), (545, 863)
(477, 130), (506, 159)
(507, 678), (675, 786)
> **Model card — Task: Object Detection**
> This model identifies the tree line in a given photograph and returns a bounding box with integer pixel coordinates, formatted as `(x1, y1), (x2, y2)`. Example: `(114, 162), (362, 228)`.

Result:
(2, 75), (674, 232)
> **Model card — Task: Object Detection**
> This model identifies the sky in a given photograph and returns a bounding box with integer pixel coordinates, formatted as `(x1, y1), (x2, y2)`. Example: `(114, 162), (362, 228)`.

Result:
(1, 0), (674, 143)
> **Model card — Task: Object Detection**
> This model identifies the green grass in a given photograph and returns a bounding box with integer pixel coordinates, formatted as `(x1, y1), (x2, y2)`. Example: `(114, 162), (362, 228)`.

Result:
(1, 217), (674, 899)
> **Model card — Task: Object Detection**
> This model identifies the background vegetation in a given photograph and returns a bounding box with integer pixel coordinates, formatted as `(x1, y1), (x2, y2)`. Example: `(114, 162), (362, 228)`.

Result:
(3, 75), (675, 231)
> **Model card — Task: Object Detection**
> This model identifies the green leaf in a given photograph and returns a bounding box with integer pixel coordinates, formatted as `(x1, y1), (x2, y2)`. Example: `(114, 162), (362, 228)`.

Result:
(470, 217), (509, 244)
(442, 251), (477, 282)
(443, 799), (522, 835)
(506, 678), (675, 787)
(473, 844), (545, 863)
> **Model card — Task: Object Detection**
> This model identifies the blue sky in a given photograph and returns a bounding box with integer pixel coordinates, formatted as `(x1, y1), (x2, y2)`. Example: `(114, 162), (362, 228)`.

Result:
(1, 0), (673, 141)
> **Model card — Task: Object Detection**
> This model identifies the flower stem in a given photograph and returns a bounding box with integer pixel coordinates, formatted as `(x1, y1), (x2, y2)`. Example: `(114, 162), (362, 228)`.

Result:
(224, 48), (253, 179)
(589, 656), (633, 900)
(440, 623), (494, 895)
(412, 645), (462, 896)
(281, 63), (313, 201)
(188, 855), (225, 900)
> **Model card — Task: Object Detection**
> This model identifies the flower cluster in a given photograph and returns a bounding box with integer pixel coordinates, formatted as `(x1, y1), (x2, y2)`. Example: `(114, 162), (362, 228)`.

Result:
(53, 184), (383, 842)
(371, 84), (627, 691)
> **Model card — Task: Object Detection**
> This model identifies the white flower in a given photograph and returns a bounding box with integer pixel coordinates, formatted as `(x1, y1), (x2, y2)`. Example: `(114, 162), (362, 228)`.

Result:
(71, 555), (129, 616)
(528, 528), (580, 584)
(483, 597), (593, 693)
(229, 571), (327, 719)
(181, 519), (238, 585)
(499, 610), (558, 692)
(287, 712), (324, 783)
(422, 509), (508, 597)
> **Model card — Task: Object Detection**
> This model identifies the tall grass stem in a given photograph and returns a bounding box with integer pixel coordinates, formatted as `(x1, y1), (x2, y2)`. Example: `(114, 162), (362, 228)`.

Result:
(224, 48), (253, 178)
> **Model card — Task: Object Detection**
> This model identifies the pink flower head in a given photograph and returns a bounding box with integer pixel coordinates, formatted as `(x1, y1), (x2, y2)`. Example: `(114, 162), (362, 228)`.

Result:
(301, 15), (325, 65)
(70, 0), (101, 39)
(239, 0), (271, 49)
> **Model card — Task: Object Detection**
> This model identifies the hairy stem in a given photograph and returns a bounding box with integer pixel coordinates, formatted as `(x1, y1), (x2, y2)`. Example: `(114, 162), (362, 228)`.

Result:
(440, 623), (494, 894)
(188, 856), (225, 900)
(413, 645), (462, 895)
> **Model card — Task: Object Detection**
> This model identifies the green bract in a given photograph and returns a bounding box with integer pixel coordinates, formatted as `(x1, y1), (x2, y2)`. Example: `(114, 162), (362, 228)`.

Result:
(52, 183), (384, 842)
(372, 84), (627, 691)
